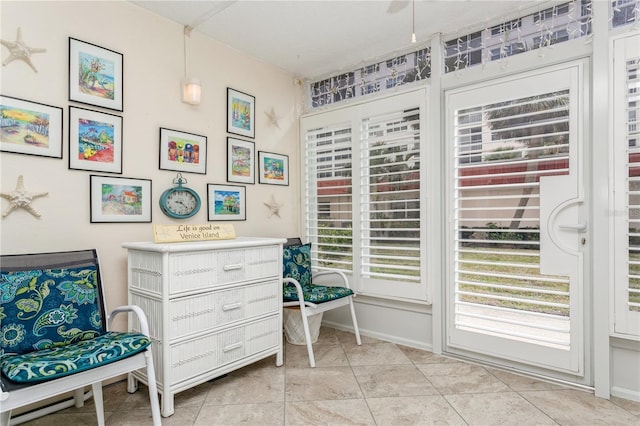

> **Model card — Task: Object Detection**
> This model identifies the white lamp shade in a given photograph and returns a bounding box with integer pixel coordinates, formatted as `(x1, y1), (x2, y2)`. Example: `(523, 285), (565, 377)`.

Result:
(182, 78), (201, 105)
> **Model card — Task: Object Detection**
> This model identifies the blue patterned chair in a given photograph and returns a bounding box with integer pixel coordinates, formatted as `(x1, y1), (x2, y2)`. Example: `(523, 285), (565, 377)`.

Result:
(0, 249), (161, 426)
(282, 238), (361, 367)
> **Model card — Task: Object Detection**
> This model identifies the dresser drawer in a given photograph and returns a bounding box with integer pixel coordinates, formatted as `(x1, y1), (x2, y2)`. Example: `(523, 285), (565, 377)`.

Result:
(217, 245), (279, 284)
(168, 315), (280, 385)
(167, 279), (280, 339)
(168, 252), (218, 294)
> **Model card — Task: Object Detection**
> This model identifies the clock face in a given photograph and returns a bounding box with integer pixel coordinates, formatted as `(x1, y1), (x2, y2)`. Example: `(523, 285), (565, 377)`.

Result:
(160, 188), (200, 218)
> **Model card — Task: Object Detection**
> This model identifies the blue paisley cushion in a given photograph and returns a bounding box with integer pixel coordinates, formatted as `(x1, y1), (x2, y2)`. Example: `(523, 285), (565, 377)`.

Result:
(0, 266), (104, 355)
(1, 331), (150, 383)
(283, 283), (353, 304)
(283, 243), (312, 288)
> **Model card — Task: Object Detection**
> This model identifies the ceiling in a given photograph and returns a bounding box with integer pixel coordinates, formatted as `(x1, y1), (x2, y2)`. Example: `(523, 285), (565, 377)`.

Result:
(130, 0), (554, 79)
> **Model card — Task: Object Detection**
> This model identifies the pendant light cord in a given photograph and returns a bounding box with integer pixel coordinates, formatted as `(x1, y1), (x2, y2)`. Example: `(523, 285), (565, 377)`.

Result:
(184, 25), (193, 79)
(411, 0), (416, 43)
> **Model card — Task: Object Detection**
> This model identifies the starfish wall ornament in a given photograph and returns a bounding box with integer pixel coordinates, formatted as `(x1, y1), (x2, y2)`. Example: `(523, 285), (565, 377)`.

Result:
(1, 27), (46, 73)
(265, 107), (282, 129)
(1, 175), (48, 218)
(263, 194), (283, 218)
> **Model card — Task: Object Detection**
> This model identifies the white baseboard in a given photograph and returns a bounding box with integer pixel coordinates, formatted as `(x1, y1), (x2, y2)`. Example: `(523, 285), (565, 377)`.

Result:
(321, 319), (433, 352)
(611, 386), (640, 402)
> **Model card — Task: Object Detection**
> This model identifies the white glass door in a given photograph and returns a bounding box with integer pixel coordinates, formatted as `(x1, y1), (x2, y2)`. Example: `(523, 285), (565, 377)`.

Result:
(445, 61), (588, 377)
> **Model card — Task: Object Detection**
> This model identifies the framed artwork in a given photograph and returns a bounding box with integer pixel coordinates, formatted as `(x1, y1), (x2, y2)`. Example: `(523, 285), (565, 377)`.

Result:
(258, 151), (289, 186)
(227, 137), (255, 184)
(69, 37), (123, 111)
(90, 175), (151, 223)
(0, 95), (63, 158)
(227, 87), (255, 139)
(159, 127), (207, 174)
(69, 106), (122, 173)
(207, 184), (246, 221)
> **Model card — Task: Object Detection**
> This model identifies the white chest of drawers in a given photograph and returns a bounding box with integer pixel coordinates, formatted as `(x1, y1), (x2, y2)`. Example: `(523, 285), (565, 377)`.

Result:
(122, 237), (285, 417)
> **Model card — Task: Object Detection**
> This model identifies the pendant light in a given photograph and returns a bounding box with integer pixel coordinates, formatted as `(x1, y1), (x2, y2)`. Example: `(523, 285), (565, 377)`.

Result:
(182, 25), (201, 105)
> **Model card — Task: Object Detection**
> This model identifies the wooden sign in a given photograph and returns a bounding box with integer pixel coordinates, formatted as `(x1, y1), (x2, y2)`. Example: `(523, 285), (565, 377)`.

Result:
(153, 223), (236, 243)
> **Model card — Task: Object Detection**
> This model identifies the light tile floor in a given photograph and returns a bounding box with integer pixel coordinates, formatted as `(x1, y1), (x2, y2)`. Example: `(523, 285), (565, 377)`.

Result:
(18, 327), (640, 425)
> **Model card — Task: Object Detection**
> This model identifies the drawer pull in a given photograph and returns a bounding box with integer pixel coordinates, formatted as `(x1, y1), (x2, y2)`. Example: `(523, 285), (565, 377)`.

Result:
(223, 263), (243, 271)
(222, 303), (242, 311)
(223, 342), (243, 352)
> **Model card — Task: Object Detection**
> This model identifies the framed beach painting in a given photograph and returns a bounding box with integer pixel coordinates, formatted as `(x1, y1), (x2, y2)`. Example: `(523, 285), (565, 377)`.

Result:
(0, 95), (63, 158)
(207, 184), (246, 221)
(227, 137), (255, 184)
(227, 88), (255, 139)
(69, 38), (123, 111)
(69, 106), (122, 173)
(159, 127), (207, 174)
(258, 151), (289, 186)
(90, 175), (151, 223)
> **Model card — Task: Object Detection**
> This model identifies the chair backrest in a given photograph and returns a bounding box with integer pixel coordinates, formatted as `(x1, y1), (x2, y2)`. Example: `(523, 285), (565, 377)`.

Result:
(282, 238), (313, 288)
(284, 237), (303, 248)
(0, 250), (107, 356)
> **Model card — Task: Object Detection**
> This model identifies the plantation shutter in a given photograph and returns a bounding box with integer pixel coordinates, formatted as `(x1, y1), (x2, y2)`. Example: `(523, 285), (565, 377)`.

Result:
(359, 106), (424, 299)
(304, 121), (353, 274)
(614, 33), (640, 337)
(301, 89), (428, 301)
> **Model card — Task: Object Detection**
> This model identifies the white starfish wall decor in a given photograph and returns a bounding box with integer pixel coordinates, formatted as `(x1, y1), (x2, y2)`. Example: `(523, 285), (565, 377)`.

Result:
(1, 175), (48, 218)
(265, 107), (282, 129)
(263, 194), (283, 218)
(1, 27), (46, 73)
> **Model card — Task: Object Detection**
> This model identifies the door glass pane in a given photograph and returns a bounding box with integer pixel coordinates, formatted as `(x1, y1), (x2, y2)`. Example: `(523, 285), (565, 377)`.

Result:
(454, 90), (572, 349)
(626, 56), (640, 312)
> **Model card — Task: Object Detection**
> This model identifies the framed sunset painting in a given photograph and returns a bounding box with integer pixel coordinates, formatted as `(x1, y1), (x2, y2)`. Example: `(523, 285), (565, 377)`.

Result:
(69, 38), (123, 111)
(69, 106), (122, 173)
(0, 95), (63, 158)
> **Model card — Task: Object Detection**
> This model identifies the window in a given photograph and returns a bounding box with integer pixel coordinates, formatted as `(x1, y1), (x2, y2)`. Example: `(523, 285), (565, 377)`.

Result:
(443, 2), (592, 74)
(302, 90), (428, 301)
(534, 3), (570, 22)
(444, 31), (483, 72)
(310, 73), (356, 108)
(307, 47), (431, 110)
(490, 19), (522, 36)
(612, 0), (639, 28)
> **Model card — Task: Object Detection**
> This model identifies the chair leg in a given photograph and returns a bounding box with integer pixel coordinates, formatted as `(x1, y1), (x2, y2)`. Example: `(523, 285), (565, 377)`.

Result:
(300, 312), (316, 367)
(1, 410), (11, 426)
(73, 388), (85, 408)
(127, 372), (138, 394)
(349, 299), (362, 345)
(91, 382), (105, 426)
(144, 349), (162, 425)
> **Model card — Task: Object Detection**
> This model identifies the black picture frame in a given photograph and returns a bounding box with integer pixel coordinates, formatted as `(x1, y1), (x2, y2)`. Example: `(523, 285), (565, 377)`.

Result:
(227, 87), (255, 139)
(69, 37), (123, 112)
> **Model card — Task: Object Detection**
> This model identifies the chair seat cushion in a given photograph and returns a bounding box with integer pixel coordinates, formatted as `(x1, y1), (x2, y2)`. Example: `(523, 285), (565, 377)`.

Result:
(0, 331), (150, 383)
(283, 282), (353, 304)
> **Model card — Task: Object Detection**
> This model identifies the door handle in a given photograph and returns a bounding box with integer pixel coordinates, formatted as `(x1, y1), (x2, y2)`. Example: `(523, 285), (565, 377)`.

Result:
(558, 222), (587, 233)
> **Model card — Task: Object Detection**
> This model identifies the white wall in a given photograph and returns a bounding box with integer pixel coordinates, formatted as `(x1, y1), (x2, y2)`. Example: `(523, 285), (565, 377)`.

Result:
(0, 0), (301, 330)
